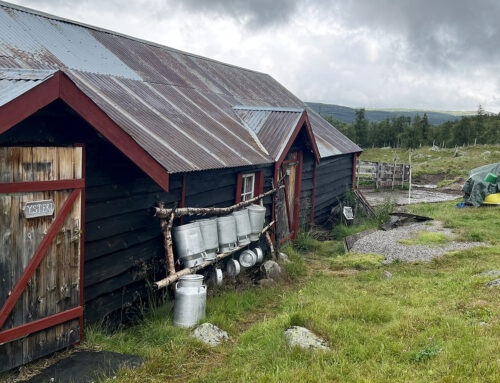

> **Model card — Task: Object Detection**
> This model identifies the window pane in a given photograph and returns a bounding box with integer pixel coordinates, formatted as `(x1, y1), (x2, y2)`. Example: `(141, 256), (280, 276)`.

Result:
(244, 176), (253, 193)
(241, 173), (255, 201)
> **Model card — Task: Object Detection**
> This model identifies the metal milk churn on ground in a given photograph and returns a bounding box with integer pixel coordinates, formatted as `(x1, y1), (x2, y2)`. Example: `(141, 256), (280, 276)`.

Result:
(173, 274), (207, 328)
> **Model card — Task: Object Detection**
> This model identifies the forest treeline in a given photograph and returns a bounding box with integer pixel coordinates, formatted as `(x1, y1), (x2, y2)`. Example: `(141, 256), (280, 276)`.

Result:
(325, 106), (500, 149)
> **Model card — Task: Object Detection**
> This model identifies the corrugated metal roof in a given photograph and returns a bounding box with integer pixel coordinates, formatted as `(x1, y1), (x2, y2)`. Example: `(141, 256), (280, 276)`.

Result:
(234, 107), (304, 160)
(0, 1), (361, 174)
(0, 68), (55, 107)
(306, 107), (362, 157)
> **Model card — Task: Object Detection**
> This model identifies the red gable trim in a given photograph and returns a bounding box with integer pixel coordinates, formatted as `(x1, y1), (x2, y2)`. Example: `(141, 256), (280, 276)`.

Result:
(275, 111), (320, 167)
(0, 71), (169, 192)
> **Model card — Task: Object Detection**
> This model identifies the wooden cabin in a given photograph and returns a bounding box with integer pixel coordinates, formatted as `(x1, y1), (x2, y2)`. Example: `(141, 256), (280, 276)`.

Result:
(0, 1), (361, 372)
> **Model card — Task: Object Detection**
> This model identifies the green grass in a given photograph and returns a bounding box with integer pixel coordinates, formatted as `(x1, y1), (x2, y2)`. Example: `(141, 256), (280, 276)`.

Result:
(405, 200), (500, 245)
(38, 201), (499, 383)
(330, 252), (384, 270)
(399, 231), (451, 246)
(361, 144), (500, 182)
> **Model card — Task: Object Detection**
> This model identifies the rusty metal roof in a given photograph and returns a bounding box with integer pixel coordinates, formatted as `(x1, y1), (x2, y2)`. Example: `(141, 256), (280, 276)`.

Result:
(0, 1), (360, 173)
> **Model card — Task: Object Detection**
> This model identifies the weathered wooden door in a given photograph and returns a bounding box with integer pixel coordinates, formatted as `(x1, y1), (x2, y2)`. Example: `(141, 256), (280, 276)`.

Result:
(276, 151), (303, 243)
(0, 147), (84, 372)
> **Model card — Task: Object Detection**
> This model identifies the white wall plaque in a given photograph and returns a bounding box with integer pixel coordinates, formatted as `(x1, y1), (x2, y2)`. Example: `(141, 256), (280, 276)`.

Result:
(23, 200), (55, 219)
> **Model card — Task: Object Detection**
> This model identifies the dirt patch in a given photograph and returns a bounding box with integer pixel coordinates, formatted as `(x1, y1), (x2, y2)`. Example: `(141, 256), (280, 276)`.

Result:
(414, 173), (445, 185)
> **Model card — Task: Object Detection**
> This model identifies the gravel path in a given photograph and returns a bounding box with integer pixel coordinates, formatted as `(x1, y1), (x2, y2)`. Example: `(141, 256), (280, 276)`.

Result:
(350, 221), (487, 263)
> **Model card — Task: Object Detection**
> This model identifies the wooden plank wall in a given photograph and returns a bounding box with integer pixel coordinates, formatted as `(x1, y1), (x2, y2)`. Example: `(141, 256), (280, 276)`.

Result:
(313, 154), (354, 225)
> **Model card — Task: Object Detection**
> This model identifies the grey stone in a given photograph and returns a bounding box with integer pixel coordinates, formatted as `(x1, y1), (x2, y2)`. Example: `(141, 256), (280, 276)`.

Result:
(478, 321), (490, 326)
(475, 270), (500, 277)
(261, 260), (282, 279)
(278, 252), (291, 264)
(430, 145), (440, 152)
(481, 150), (491, 156)
(257, 278), (276, 288)
(381, 270), (393, 279)
(486, 279), (500, 287)
(284, 326), (329, 350)
(192, 323), (229, 346)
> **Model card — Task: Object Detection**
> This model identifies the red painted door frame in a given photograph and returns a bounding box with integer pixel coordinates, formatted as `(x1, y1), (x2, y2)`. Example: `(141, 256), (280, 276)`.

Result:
(0, 149), (85, 345)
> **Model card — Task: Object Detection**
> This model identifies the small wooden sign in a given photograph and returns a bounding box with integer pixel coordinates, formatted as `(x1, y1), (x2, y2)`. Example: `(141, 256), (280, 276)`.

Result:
(23, 200), (55, 219)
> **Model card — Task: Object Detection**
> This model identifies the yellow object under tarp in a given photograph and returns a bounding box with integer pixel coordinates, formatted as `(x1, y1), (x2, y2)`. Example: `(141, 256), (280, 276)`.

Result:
(484, 193), (500, 205)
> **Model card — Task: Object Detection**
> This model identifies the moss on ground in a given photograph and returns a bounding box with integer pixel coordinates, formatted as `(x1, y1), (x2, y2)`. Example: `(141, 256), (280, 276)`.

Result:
(399, 231), (451, 246)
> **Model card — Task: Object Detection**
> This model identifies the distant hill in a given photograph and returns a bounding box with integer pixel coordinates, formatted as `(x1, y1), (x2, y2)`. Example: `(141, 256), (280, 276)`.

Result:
(305, 102), (475, 125)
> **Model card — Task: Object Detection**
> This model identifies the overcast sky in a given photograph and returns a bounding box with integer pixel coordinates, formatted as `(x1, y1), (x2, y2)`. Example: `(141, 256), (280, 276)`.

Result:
(9, 0), (500, 112)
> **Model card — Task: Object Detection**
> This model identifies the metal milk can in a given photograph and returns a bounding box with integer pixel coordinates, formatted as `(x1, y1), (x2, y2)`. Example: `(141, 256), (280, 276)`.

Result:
(173, 274), (207, 328)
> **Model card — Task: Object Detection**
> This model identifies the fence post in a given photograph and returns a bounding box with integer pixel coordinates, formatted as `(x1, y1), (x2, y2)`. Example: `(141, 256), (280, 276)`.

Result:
(375, 162), (380, 189)
(401, 163), (405, 188)
(391, 161), (396, 190)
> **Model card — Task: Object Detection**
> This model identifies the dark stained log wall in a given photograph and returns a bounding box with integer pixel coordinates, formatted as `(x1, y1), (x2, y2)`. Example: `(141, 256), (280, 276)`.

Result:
(313, 153), (354, 225)
(298, 150), (314, 230)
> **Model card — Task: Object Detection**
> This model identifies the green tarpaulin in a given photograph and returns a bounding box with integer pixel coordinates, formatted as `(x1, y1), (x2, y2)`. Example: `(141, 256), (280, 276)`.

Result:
(462, 162), (500, 207)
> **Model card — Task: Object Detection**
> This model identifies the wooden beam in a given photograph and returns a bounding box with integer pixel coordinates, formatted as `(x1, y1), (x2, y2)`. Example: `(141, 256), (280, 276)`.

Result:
(0, 179), (84, 194)
(0, 307), (83, 344)
(154, 186), (283, 218)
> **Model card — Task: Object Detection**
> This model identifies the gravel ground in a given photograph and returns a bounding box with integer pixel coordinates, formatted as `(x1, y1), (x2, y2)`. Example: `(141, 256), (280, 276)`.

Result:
(350, 221), (487, 263)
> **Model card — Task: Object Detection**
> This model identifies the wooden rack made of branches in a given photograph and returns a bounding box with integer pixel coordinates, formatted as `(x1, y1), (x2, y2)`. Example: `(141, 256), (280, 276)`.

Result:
(152, 185), (283, 290)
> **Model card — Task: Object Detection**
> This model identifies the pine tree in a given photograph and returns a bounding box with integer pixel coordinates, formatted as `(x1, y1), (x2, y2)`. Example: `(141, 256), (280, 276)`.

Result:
(353, 108), (369, 148)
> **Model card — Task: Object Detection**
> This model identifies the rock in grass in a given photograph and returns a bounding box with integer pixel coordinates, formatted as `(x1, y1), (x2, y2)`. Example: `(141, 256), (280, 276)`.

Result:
(278, 252), (291, 264)
(192, 323), (229, 346)
(381, 270), (393, 279)
(257, 278), (276, 288)
(486, 279), (500, 288)
(261, 260), (282, 279)
(476, 270), (500, 278)
(284, 326), (329, 350)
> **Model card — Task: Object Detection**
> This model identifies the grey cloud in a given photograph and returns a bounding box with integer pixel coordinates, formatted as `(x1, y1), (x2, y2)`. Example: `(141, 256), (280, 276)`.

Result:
(176, 0), (500, 67)
(323, 0), (500, 69)
(176, 0), (302, 29)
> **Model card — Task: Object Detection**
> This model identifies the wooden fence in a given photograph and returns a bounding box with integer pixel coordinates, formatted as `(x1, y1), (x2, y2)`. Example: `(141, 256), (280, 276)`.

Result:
(356, 160), (411, 189)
